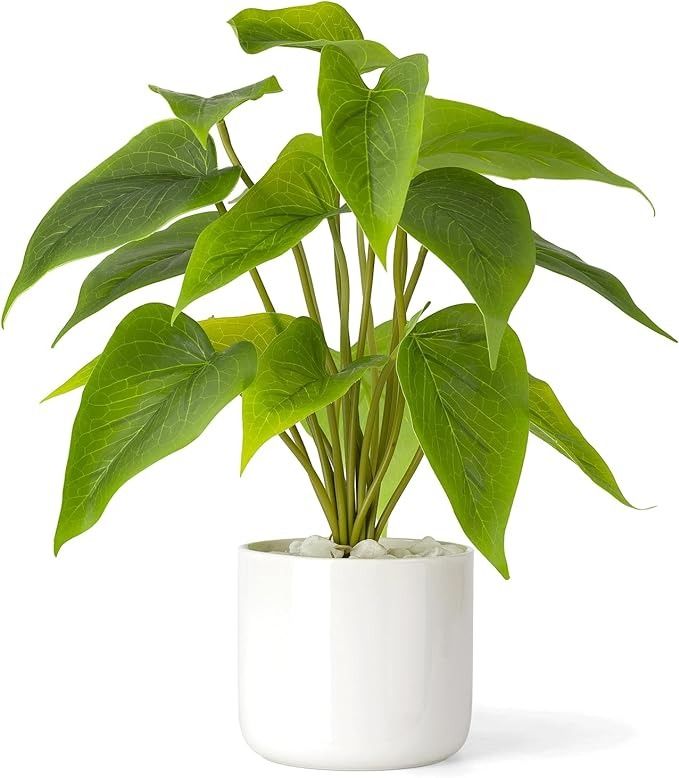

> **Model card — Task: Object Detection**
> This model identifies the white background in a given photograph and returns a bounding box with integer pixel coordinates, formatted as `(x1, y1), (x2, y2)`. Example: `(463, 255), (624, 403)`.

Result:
(1, 1), (677, 775)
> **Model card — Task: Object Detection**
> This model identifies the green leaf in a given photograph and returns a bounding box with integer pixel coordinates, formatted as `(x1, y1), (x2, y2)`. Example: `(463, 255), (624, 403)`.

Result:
(176, 151), (340, 315)
(229, 3), (363, 51)
(418, 97), (651, 207)
(54, 303), (257, 553)
(229, 1), (394, 73)
(42, 357), (99, 402)
(319, 47), (428, 261)
(397, 304), (529, 577)
(44, 313), (294, 401)
(55, 213), (218, 344)
(149, 76), (282, 147)
(400, 167), (535, 368)
(3, 121), (241, 324)
(199, 313), (294, 353)
(534, 233), (675, 341)
(326, 40), (396, 73)
(241, 316), (386, 469)
(528, 374), (632, 507)
(277, 133), (324, 160)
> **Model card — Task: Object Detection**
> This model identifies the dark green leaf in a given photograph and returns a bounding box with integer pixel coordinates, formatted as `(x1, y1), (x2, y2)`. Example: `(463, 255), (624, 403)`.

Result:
(229, 3), (396, 72)
(4, 121), (240, 324)
(54, 303), (257, 553)
(319, 47), (428, 261)
(176, 151), (340, 315)
(149, 76), (282, 146)
(241, 316), (386, 469)
(419, 97), (651, 207)
(528, 374), (632, 507)
(55, 213), (217, 344)
(44, 313), (294, 401)
(397, 304), (529, 577)
(534, 233), (674, 341)
(400, 167), (535, 368)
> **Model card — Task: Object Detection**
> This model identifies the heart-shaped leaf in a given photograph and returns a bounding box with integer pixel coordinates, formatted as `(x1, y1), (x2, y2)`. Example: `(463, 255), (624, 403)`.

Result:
(400, 167), (535, 368)
(277, 133), (324, 160)
(528, 374), (632, 506)
(55, 213), (218, 344)
(319, 46), (428, 261)
(419, 97), (650, 207)
(44, 313), (295, 401)
(229, 3), (395, 72)
(176, 151), (340, 315)
(535, 234), (674, 341)
(3, 121), (240, 324)
(397, 304), (529, 577)
(149, 76), (282, 147)
(54, 303), (257, 553)
(229, 2), (363, 52)
(242, 316), (386, 469)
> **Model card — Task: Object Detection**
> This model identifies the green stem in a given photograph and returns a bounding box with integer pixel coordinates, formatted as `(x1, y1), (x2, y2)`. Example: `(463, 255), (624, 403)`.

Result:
(351, 393), (405, 544)
(404, 246), (427, 309)
(356, 361), (394, 503)
(217, 120), (255, 187)
(280, 432), (339, 539)
(375, 448), (424, 539)
(216, 120), (340, 532)
(293, 244), (323, 326)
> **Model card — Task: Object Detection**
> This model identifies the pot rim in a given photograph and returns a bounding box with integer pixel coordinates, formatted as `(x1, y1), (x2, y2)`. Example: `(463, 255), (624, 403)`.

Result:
(239, 537), (473, 562)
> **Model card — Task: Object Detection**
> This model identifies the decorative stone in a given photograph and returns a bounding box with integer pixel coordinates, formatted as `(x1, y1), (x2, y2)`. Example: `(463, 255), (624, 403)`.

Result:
(349, 539), (390, 559)
(290, 535), (345, 558)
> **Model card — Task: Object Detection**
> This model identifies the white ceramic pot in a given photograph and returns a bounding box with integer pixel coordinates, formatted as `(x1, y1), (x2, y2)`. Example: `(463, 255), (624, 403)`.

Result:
(238, 538), (473, 770)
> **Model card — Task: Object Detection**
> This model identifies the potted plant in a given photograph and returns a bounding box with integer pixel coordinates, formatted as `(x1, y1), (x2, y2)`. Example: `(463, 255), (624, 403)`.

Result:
(3, 1), (671, 770)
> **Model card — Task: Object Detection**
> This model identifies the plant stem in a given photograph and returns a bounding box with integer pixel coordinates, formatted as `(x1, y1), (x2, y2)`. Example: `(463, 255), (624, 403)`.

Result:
(404, 246), (428, 309)
(293, 244), (323, 326)
(217, 119), (341, 540)
(351, 392), (405, 544)
(375, 448), (423, 539)
(280, 432), (339, 539)
(217, 120), (255, 187)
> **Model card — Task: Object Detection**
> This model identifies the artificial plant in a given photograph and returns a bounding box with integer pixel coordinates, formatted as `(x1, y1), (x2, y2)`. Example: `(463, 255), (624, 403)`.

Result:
(4, 2), (672, 577)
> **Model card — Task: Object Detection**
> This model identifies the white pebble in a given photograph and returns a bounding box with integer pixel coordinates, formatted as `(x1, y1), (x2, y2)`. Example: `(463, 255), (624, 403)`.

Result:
(350, 539), (390, 559)
(387, 547), (415, 558)
(288, 539), (304, 555)
(297, 535), (345, 558)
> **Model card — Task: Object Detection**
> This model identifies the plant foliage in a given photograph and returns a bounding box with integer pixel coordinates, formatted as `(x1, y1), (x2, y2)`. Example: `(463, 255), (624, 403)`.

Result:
(6, 2), (671, 575)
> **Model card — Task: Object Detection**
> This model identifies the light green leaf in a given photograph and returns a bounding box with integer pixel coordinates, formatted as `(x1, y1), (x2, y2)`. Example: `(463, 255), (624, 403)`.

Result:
(149, 76), (282, 146)
(55, 213), (218, 344)
(418, 97), (651, 207)
(319, 47), (428, 262)
(397, 304), (529, 577)
(176, 151), (340, 315)
(44, 313), (295, 401)
(229, 3), (363, 52)
(199, 313), (294, 353)
(229, 3), (395, 72)
(326, 40), (396, 73)
(42, 358), (99, 402)
(54, 303), (257, 553)
(534, 233), (674, 341)
(4, 121), (241, 324)
(277, 133), (324, 160)
(241, 316), (386, 469)
(528, 374), (632, 507)
(400, 167), (535, 368)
